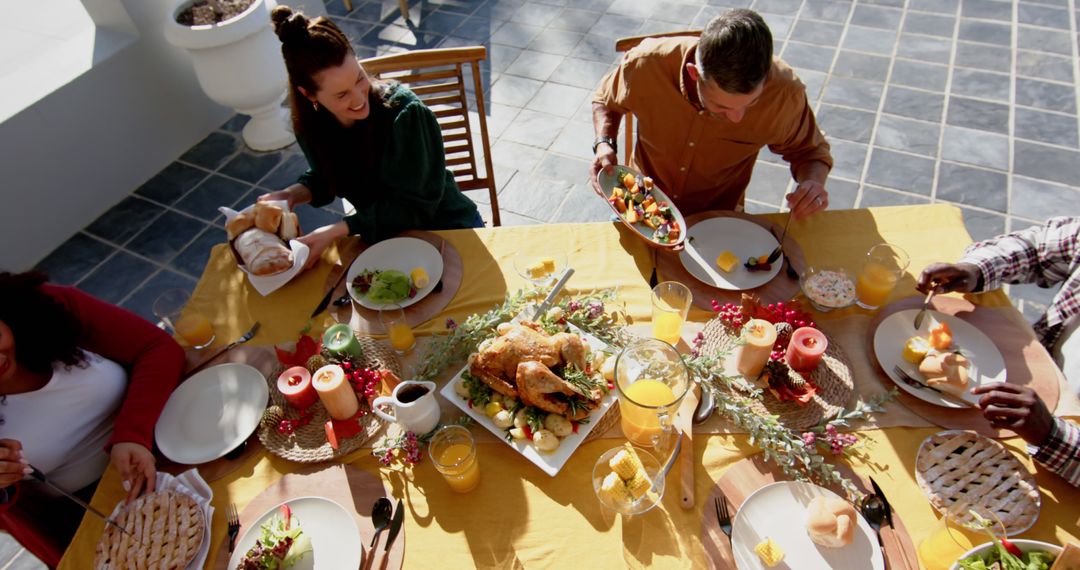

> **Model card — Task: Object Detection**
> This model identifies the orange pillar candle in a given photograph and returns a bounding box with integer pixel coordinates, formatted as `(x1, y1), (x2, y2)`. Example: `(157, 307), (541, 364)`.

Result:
(312, 364), (359, 420)
(276, 366), (318, 410)
(785, 327), (828, 373)
(735, 319), (778, 378)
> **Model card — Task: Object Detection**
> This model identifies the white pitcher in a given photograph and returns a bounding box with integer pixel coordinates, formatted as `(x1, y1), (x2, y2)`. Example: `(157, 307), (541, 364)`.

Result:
(372, 380), (441, 435)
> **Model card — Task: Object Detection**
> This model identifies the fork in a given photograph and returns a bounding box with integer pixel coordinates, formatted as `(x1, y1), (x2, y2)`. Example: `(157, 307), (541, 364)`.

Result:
(714, 494), (733, 537)
(226, 503), (241, 555)
(892, 366), (976, 408)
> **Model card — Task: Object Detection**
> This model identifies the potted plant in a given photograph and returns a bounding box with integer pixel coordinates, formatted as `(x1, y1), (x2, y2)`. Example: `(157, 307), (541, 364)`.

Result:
(164, 0), (295, 151)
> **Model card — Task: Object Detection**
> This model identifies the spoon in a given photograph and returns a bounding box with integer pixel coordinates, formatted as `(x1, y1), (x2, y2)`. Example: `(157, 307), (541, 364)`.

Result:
(370, 497), (392, 548)
(913, 281), (938, 330)
(766, 210), (793, 264)
(858, 494), (887, 547)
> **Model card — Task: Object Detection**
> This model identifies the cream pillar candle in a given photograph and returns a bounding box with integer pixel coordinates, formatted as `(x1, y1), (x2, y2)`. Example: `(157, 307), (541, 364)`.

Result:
(735, 319), (778, 378)
(312, 364), (359, 420)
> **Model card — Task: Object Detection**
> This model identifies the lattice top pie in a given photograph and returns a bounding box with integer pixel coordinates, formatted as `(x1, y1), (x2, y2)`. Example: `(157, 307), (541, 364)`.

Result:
(94, 490), (205, 570)
(915, 431), (1041, 535)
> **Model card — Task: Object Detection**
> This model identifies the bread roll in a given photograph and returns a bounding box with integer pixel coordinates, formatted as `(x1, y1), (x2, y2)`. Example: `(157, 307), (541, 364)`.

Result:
(806, 496), (856, 548)
(254, 202), (284, 233)
(279, 212), (300, 241)
(226, 212), (255, 240)
(234, 228), (293, 276)
(918, 352), (970, 396)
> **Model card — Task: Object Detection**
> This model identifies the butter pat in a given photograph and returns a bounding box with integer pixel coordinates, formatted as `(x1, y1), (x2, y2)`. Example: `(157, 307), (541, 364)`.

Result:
(754, 537), (785, 567)
(716, 250), (739, 273)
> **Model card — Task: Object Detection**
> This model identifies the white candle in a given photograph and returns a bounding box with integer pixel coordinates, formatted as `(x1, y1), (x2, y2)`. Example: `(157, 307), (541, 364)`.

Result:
(735, 319), (778, 379)
(312, 364), (359, 420)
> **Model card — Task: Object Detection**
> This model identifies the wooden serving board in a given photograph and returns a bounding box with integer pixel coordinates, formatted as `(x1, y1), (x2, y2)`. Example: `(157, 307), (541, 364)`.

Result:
(702, 455), (918, 570)
(655, 210), (806, 310)
(212, 464), (403, 570)
(867, 296), (1062, 438)
(329, 231), (464, 334)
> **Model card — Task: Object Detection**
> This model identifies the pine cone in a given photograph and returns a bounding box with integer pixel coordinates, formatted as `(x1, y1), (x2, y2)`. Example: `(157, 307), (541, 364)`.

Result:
(774, 322), (794, 346)
(306, 354), (329, 374)
(261, 405), (285, 431)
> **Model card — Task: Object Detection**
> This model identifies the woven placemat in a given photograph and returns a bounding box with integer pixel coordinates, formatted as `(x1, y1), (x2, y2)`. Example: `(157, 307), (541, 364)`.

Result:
(582, 402), (621, 443)
(257, 336), (401, 463)
(699, 318), (854, 429)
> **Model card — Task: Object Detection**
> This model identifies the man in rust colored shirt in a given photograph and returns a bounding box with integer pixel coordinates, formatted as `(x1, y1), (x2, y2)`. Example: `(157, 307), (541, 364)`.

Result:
(591, 9), (833, 219)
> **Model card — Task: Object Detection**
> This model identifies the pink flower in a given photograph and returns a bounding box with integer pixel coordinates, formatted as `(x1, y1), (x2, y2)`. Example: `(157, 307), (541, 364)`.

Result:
(445, 318), (458, 330)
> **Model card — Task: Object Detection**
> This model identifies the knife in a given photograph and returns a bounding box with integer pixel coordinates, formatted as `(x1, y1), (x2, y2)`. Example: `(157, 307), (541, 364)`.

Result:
(384, 498), (404, 552)
(532, 268), (575, 320)
(869, 476), (894, 529)
(28, 465), (130, 535)
(311, 239), (365, 318)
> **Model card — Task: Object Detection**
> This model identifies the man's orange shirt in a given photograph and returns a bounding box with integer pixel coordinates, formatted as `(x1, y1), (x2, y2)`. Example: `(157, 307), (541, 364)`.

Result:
(594, 37), (833, 215)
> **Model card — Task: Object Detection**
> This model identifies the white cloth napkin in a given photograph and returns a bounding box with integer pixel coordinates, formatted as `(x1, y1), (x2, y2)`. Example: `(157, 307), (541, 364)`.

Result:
(219, 200), (310, 296)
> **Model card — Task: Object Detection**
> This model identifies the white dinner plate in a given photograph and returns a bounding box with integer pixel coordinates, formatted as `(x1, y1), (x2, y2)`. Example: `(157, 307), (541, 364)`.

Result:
(439, 315), (617, 477)
(155, 363), (268, 464)
(678, 217), (782, 290)
(872, 309), (1006, 408)
(731, 481), (885, 570)
(228, 496), (362, 570)
(346, 237), (444, 310)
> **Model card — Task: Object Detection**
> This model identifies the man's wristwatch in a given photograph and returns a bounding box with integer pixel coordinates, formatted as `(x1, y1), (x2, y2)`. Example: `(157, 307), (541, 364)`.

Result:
(592, 136), (617, 155)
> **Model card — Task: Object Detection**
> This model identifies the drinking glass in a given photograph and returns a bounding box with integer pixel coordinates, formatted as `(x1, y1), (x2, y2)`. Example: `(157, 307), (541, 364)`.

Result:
(378, 303), (415, 355)
(153, 289), (215, 349)
(856, 243), (910, 310)
(429, 425), (480, 493)
(651, 281), (692, 346)
(614, 339), (690, 448)
(918, 504), (1004, 570)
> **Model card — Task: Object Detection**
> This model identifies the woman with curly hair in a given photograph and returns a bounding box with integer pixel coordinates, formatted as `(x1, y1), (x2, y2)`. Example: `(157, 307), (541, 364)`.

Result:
(259, 6), (481, 268)
(0, 271), (185, 566)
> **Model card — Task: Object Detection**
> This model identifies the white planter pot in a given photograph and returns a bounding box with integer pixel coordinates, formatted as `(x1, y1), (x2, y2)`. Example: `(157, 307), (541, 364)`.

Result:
(164, 0), (294, 151)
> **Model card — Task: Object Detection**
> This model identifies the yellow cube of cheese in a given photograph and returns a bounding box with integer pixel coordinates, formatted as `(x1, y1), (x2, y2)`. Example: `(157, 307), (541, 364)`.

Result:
(716, 250), (739, 273)
(540, 257), (556, 273)
(754, 537), (785, 567)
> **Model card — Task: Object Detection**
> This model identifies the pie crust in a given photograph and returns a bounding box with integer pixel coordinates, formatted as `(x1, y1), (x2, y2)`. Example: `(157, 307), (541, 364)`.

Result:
(915, 431), (1041, 535)
(94, 490), (205, 569)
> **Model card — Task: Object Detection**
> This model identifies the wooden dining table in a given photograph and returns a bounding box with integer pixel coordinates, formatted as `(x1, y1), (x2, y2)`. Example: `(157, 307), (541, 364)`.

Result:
(60, 204), (1080, 568)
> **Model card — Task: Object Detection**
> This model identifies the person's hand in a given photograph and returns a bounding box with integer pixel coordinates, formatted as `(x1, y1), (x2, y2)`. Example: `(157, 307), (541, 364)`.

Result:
(971, 383), (1055, 446)
(590, 143), (618, 194)
(110, 442), (156, 505)
(0, 439), (28, 489)
(257, 189), (297, 210)
(786, 179), (828, 220)
(916, 262), (981, 295)
(297, 223), (347, 270)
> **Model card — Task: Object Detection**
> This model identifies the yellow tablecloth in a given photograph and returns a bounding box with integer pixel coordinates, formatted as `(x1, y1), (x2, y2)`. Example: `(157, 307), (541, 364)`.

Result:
(61, 205), (1080, 568)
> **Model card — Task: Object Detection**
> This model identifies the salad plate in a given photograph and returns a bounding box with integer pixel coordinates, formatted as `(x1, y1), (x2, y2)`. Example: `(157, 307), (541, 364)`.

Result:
(155, 363), (268, 464)
(596, 164), (687, 249)
(950, 539), (1061, 570)
(872, 309), (1005, 408)
(229, 496), (362, 570)
(439, 314), (617, 477)
(678, 217), (782, 291)
(730, 481), (884, 570)
(347, 237), (444, 310)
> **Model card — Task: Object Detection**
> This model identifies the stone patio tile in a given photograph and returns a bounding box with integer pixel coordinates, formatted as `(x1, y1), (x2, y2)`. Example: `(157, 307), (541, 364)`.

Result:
(866, 149), (936, 194)
(649, 1), (704, 25)
(1018, 3), (1070, 30)
(78, 251), (157, 305)
(526, 83), (592, 118)
(789, 19), (844, 47)
(505, 49), (565, 81)
(1010, 176), (1080, 221)
(548, 57), (611, 89)
(490, 74), (543, 106)
(909, 0), (958, 15)
(946, 96), (1010, 135)
(501, 109), (569, 149)
(850, 4), (902, 29)
(528, 29), (585, 56)
(489, 43), (524, 73)
(1016, 51), (1074, 83)
(832, 51), (890, 82)
(171, 226), (226, 279)
(799, 69), (827, 101)
(551, 182), (619, 223)
(608, 0), (654, 18)
(571, 34), (619, 63)
(86, 196), (164, 246)
(936, 163), (1008, 212)
(825, 178), (859, 209)
(175, 175), (250, 222)
(950, 69), (1009, 102)
(817, 104), (876, 144)
(753, 0), (803, 15)
(840, 25), (898, 56)
(902, 12), (956, 38)
(828, 139), (869, 181)
(874, 115), (940, 157)
(883, 86), (945, 122)
(121, 269), (198, 323)
(498, 173), (573, 220)
(896, 33), (953, 64)
(417, 10), (467, 35)
(535, 152), (592, 185)
(954, 41), (1011, 73)
(746, 161), (793, 206)
(510, 2), (560, 26)
(492, 139), (548, 172)
(1013, 141), (1080, 186)
(941, 126), (1009, 170)
(127, 211), (208, 264)
(781, 42), (836, 73)
(259, 154), (309, 191)
(135, 162), (209, 205)
(491, 22), (543, 48)
(549, 8), (603, 34)
(180, 132), (240, 170)
(1015, 78), (1077, 114)
(960, 0), (1012, 21)
(1017, 26), (1073, 56)
(219, 151), (283, 184)
(550, 120), (597, 157)
(760, 13), (794, 39)
(958, 207), (1007, 242)
(801, 0), (851, 23)
(1014, 108), (1079, 148)
(35, 233), (115, 285)
(860, 185), (930, 207)
(589, 13), (646, 39)
(890, 60), (948, 92)
(821, 76), (884, 111)
(957, 20), (1011, 47)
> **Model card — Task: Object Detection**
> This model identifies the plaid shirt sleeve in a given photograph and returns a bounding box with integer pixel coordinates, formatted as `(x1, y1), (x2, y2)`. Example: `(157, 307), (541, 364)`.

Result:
(1027, 417), (1080, 487)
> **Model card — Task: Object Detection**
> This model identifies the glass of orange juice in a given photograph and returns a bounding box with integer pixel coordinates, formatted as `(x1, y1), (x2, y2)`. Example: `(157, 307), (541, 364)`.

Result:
(855, 243), (910, 310)
(614, 339), (690, 448)
(378, 303), (415, 355)
(429, 425), (480, 493)
(153, 289), (215, 349)
(651, 281), (692, 346)
(918, 504), (1003, 570)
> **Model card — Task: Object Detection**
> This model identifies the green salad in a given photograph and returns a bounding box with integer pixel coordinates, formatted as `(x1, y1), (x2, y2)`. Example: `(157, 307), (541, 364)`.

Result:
(957, 540), (1056, 570)
(351, 269), (415, 304)
(236, 505), (313, 570)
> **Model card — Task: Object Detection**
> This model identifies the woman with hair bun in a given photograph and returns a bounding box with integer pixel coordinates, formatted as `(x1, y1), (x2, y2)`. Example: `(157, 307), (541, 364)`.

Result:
(0, 271), (186, 566)
(260, 7), (481, 267)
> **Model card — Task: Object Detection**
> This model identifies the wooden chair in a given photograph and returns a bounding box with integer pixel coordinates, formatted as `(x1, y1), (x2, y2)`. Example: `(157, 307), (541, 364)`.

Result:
(361, 46), (501, 225)
(613, 30), (702, 166)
